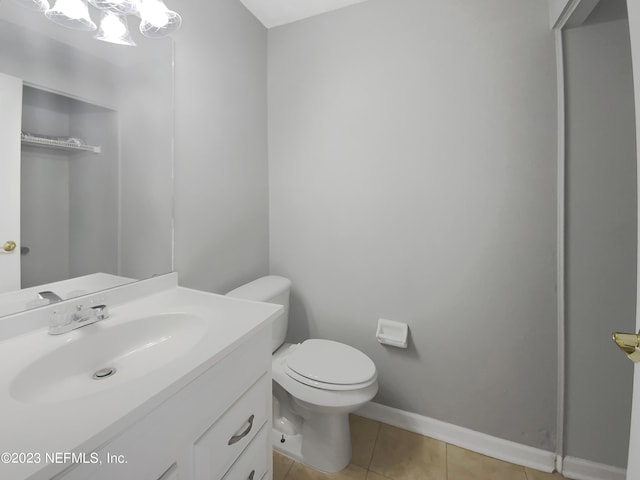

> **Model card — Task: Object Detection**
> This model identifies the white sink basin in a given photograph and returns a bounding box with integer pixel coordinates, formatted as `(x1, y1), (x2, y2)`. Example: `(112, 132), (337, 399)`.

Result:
(10, 313), (207, 404)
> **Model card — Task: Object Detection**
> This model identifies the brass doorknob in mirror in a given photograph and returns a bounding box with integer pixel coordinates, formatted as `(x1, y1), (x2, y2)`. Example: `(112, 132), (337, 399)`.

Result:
(2, 241), (16, 253)
(612, 331), (640, 363)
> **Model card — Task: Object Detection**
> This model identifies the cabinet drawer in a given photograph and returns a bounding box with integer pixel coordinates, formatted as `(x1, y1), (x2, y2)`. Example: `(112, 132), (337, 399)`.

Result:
(221, 424), (269, 480)
(194, 373), (270, 480)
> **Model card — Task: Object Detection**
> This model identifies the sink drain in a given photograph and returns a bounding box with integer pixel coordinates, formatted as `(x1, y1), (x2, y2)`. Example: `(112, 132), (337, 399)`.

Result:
(92, 367), (116, 380)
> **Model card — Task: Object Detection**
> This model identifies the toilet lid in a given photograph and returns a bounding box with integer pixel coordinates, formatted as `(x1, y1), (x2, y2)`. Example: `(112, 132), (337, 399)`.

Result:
(286, 339), (376, 386)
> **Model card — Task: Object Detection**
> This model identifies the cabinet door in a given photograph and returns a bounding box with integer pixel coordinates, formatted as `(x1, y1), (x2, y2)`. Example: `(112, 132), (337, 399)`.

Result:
(0, 72), (22, 292)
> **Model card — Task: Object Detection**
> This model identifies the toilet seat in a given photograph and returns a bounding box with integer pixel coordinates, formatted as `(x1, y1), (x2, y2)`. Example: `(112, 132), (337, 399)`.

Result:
(272, 343), (379, 411)
(284, 367), (377, 391)
(285, 339), (377, 391)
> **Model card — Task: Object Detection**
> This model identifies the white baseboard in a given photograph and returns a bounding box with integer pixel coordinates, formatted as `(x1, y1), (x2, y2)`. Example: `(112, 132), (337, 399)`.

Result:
(562, 457), (626, 480)
(356, 402), (557, 473)
(356, 403), (628, 480)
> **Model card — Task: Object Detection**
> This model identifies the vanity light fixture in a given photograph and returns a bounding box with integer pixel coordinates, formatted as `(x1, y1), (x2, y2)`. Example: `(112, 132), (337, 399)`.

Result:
(8, 0), (181, 45)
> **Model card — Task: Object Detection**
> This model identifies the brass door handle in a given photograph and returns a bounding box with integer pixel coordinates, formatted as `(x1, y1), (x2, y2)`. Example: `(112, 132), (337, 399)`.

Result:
(612, 331), (640, 362)
(2, 241), (16, 253)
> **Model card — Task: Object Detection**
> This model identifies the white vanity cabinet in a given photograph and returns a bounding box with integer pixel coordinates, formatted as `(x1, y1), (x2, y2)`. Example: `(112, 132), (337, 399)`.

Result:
(56, 326), (272, 480)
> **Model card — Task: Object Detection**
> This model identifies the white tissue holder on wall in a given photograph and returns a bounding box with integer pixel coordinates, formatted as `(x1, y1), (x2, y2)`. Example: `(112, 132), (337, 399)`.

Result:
(376, 318), (408, 348)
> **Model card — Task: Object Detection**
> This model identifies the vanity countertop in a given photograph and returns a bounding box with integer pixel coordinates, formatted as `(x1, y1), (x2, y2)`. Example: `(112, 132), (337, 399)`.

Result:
(0, 279), (281, 480)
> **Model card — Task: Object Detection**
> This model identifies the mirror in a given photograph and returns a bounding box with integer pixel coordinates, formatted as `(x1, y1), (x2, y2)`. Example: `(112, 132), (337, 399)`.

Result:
(0, 1), (174, 317)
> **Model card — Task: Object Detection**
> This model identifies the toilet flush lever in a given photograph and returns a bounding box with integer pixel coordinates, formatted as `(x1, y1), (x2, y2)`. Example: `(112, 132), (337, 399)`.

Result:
(228, 414), (255, 445)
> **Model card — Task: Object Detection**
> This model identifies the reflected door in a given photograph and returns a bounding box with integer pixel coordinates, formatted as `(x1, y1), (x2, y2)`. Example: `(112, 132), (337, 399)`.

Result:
(0, 72), (22, 292)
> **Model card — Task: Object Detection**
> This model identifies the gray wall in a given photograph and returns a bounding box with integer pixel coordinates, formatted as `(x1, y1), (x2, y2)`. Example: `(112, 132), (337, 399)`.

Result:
(117, 47), (174, 280)
(172, 0), (269, 293)
(268, 0), (558, 450)
(564, 18), (636, 468)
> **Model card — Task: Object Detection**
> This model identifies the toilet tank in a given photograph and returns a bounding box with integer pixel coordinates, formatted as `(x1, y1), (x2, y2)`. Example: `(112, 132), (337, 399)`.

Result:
(226, 276), (291, 352)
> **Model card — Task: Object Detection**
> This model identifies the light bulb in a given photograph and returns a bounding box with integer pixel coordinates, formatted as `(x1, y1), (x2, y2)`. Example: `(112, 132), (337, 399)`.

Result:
(137, 0), (180, 38)
(94, 9), (135, 46)
(45, 0), (96, 31)
(88, 0), (137, 15)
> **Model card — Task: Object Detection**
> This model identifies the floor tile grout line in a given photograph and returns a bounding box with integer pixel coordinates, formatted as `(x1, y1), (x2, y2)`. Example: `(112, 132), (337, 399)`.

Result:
(445, 443), (449, 480)
(366, 468), (394, 480)
(283, 459), (294, 480)
(275, 452), (295, 480)
(366, 421), (383, 472)
(280, 461), (287, 480)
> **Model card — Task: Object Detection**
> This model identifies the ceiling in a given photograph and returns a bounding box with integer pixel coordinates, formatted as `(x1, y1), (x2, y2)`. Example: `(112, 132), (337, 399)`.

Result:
(238, 0), (371, 28)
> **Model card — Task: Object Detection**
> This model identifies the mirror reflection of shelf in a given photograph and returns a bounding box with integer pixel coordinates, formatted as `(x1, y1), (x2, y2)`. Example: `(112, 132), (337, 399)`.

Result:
(21, 133), (101, 154)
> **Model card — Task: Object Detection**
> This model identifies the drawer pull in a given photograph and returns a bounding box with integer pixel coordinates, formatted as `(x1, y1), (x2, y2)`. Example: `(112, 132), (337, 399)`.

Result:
(247, 470), (255, 480)
(228, 414), (255, 445)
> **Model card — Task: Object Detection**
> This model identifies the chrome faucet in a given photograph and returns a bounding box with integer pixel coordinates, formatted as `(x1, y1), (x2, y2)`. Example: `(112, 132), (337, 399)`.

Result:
(48, 304), (109, 335)
(38, 290), (63, 304)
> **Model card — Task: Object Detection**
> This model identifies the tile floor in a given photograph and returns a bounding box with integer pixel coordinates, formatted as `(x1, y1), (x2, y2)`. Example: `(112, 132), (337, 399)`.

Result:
(273, 415), (566, 480)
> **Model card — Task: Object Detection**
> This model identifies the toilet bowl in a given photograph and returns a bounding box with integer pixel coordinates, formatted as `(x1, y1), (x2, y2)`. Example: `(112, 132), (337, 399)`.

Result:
(226, 276), (378, 473)
(272, 341), (378, 472)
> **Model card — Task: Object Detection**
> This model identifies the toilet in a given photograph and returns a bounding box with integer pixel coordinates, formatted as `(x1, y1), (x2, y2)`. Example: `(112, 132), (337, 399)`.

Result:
(226, 276), (378, 473)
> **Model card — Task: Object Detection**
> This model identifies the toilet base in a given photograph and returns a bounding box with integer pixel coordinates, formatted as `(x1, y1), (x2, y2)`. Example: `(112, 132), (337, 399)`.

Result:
(272, 410), (352, 473)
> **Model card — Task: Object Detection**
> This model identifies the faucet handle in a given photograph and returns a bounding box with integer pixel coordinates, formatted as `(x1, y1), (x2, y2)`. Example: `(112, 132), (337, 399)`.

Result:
(47, 301), (109, 335)
(90, 304), (109, 320)
(48, 308), (72, 334)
